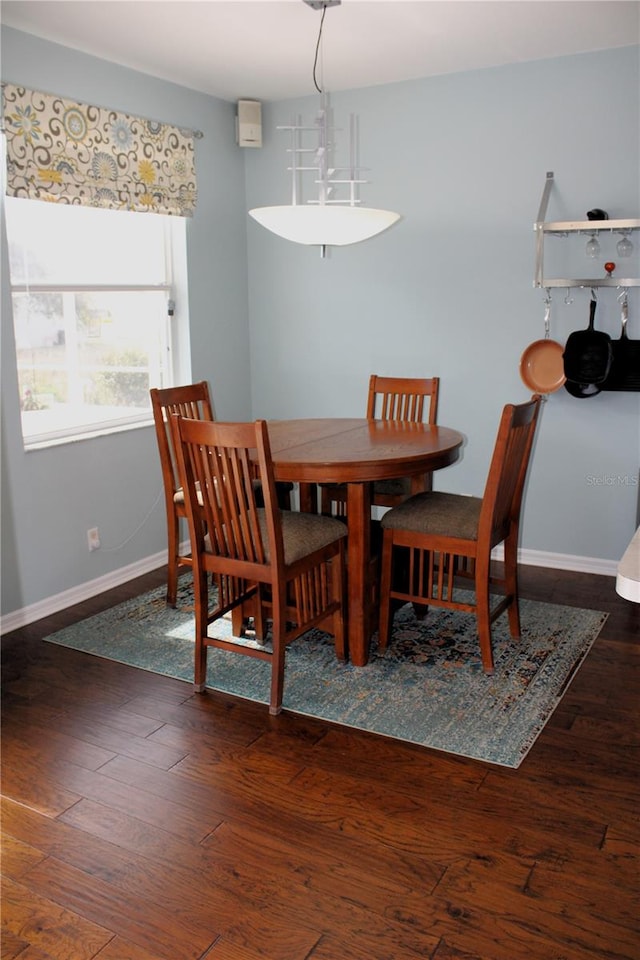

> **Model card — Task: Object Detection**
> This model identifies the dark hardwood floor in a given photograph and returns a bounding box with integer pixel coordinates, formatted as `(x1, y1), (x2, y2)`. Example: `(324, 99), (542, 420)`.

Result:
(2, 564), (638, 960)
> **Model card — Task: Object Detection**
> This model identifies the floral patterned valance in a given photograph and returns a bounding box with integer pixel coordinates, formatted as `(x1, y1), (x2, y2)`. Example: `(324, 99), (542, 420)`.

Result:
(2, 83), (197, 216)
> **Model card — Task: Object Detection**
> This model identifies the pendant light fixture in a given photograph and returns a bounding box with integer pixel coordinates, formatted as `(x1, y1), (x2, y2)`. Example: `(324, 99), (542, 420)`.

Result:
(249, 0), (401, 257)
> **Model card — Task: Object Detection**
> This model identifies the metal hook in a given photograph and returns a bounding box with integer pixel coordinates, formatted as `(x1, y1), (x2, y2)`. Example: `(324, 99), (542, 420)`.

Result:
(564, 287), (574, 305)
(543, 289), (551, 338)
(590, 287), (598, 302)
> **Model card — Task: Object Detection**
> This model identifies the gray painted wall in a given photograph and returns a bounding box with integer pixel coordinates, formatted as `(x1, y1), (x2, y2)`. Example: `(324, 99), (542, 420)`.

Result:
(1, 27), (639, 621)
(245, 47), (640, 562)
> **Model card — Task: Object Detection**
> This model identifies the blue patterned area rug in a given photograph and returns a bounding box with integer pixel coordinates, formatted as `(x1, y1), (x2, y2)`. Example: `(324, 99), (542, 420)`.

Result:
(44, 579), (606, 768)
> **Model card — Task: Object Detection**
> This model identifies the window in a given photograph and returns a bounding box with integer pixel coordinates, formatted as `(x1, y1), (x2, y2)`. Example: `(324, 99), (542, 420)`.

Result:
(4, 198), (189, 449)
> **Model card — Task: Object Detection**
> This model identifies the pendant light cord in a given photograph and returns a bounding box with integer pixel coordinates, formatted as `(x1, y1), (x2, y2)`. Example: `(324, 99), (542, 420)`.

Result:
(312, 5), (327, 93)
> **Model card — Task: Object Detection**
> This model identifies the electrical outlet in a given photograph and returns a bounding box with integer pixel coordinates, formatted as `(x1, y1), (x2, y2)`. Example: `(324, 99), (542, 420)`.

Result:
(87, 527), (101, 552)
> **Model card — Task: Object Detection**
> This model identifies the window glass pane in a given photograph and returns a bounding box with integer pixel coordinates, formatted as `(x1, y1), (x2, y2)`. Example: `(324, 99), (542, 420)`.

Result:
(14, 289), (169, 442)
(5, 197), (188, 448)
(5, 198), (167, 285)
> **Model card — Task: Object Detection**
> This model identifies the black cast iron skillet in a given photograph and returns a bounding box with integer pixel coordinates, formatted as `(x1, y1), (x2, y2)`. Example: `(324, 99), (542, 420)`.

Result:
(601, 299), (640, 392)
(564, 379), (601, 398)
(563, 298), (613, 385)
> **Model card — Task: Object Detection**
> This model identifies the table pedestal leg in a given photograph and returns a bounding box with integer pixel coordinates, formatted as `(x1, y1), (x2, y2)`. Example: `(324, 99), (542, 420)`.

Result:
(346, 482), (372, 666)
(298, 482), (317, 514)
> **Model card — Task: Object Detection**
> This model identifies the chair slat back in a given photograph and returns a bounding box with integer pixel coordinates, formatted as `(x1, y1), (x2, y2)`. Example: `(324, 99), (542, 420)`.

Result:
(150, 382), (214, 495)
(479, 396), (541, 547)
(367, 375), (439, 425)
(174, 418), (281, 574)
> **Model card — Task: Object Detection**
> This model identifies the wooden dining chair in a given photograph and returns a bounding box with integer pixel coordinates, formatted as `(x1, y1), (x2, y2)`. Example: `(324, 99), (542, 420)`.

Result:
(173, 416), (348, 715)
(151, 381), (293, 606)
(320, 374), (440, 517)
(378, 395), (542, 674)
(151, 382), (215, 606)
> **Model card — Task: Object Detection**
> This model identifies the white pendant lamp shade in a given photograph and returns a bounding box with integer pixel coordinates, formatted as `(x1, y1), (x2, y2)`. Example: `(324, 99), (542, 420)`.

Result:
(249, 204), (401, 247)
(248, 1), (401, 255)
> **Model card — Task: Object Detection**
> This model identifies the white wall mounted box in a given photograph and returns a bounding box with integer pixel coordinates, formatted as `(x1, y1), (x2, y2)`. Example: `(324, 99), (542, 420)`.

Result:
(236, 99), (262, 148)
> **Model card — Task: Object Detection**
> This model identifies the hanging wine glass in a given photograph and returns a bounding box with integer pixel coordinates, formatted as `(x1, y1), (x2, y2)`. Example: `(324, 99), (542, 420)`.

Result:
(616, 230), (634, 258)
(585, 232), (600, 258)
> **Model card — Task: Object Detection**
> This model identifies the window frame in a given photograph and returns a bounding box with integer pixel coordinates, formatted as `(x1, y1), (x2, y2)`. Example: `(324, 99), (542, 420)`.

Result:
(4, 198), (191, 451)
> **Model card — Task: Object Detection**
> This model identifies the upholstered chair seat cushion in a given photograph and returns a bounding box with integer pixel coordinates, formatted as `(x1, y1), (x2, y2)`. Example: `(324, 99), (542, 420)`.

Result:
(174, 479), (258, 506)
(381, 492), (482, 541)
(205, 509), (347, 566)
(176, 479), (292, 510)
(174, 484), (203, 507)
(321, 476), (411, 501)
(373, 477), (411, 498)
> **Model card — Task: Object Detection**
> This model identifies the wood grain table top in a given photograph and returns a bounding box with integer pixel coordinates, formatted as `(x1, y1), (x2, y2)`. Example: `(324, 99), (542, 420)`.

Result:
(266, 418), (464, 484)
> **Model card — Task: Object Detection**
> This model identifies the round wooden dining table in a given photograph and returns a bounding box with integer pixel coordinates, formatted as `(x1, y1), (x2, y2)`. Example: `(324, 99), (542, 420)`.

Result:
(266, 418), (464, 666)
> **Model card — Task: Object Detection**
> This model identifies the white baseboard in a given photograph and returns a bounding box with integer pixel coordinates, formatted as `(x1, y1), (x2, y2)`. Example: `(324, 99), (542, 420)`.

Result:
(1, 545), (617, 636)
(1, 549), (168, 635)
(492, 546), (618, 578)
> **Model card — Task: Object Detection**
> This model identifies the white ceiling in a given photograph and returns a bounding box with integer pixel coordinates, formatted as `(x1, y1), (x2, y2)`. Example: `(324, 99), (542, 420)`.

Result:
(2, 0), (638, 103)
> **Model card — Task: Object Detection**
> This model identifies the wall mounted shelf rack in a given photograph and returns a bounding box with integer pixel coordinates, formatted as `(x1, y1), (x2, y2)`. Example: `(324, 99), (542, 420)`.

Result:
(534, 172), (639, 289)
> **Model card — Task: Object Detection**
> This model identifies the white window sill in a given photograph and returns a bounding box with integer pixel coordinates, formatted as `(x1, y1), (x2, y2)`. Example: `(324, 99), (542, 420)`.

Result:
(24, 417), (154, 452)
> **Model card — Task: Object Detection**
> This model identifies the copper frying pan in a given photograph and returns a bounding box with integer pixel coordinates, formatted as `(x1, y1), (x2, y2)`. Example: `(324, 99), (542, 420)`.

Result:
(519, 298), (566, 394)
(520, 339), (566, 393)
